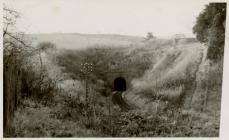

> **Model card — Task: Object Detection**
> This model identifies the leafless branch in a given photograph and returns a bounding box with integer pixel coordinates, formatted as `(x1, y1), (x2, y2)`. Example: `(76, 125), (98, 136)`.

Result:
(3, 7), (20, 18)
(4, 32), (30, 48)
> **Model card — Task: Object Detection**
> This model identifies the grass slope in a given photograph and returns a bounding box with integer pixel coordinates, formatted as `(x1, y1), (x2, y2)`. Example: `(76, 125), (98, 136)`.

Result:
(125, 42), (205, 111)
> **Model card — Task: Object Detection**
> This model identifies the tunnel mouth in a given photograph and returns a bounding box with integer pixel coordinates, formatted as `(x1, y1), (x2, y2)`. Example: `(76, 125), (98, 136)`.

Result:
(114, 77), (126, 91)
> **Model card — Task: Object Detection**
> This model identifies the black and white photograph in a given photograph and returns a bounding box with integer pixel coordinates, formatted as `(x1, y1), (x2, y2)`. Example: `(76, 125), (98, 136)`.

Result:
(2, 0), (228, 138)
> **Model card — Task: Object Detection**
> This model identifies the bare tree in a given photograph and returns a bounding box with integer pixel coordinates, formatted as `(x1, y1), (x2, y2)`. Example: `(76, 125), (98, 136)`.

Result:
(3, 5), (58, 137)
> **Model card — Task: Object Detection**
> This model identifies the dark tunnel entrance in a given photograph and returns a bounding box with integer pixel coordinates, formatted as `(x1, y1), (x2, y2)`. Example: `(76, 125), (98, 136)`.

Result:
(114, 77), (126, 91)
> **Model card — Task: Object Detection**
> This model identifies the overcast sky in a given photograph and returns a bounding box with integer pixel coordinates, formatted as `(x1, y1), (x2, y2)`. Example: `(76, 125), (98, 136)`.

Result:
(4, 0), (212, 37)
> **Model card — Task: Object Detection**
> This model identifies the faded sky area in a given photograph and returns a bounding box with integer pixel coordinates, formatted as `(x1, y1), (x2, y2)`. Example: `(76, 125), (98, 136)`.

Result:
(4, 0), (212, 37)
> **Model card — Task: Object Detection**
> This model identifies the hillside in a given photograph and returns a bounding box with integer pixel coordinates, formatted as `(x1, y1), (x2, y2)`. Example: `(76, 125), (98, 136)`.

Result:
(55, 38), (221, 134)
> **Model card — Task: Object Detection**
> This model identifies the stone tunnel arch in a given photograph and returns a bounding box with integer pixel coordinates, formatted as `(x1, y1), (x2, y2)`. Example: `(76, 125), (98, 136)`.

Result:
(114, 77), (126, 91)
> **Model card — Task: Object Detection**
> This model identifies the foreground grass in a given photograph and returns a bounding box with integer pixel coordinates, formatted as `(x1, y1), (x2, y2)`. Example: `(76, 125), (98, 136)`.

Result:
(12, 93), (219, 137)
(12, 97), (97, 137)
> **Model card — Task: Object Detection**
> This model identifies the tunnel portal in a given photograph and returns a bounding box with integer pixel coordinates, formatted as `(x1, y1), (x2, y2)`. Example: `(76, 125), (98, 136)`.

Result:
(114, 77), (126, 91)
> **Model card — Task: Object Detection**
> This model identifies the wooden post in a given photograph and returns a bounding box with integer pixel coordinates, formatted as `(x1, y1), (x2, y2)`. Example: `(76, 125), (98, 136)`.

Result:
(155, 74), (159, 114)
(85, 76), (89, 107)
(203, 63), (209, 112)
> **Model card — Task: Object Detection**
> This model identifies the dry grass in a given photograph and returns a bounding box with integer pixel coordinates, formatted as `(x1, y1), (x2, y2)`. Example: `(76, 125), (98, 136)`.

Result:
(12, 97), (97, 137)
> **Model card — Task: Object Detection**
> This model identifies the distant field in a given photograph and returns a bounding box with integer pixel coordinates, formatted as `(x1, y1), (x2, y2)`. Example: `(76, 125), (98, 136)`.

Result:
(25, 33), (145, 49)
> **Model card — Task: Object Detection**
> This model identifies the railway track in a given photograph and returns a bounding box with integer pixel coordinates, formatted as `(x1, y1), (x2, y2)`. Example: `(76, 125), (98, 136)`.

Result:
(111, 91), (137, 111)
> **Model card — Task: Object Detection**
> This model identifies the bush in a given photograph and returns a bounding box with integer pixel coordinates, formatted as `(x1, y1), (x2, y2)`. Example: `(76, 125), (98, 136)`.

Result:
(20, 42), (60, 104)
